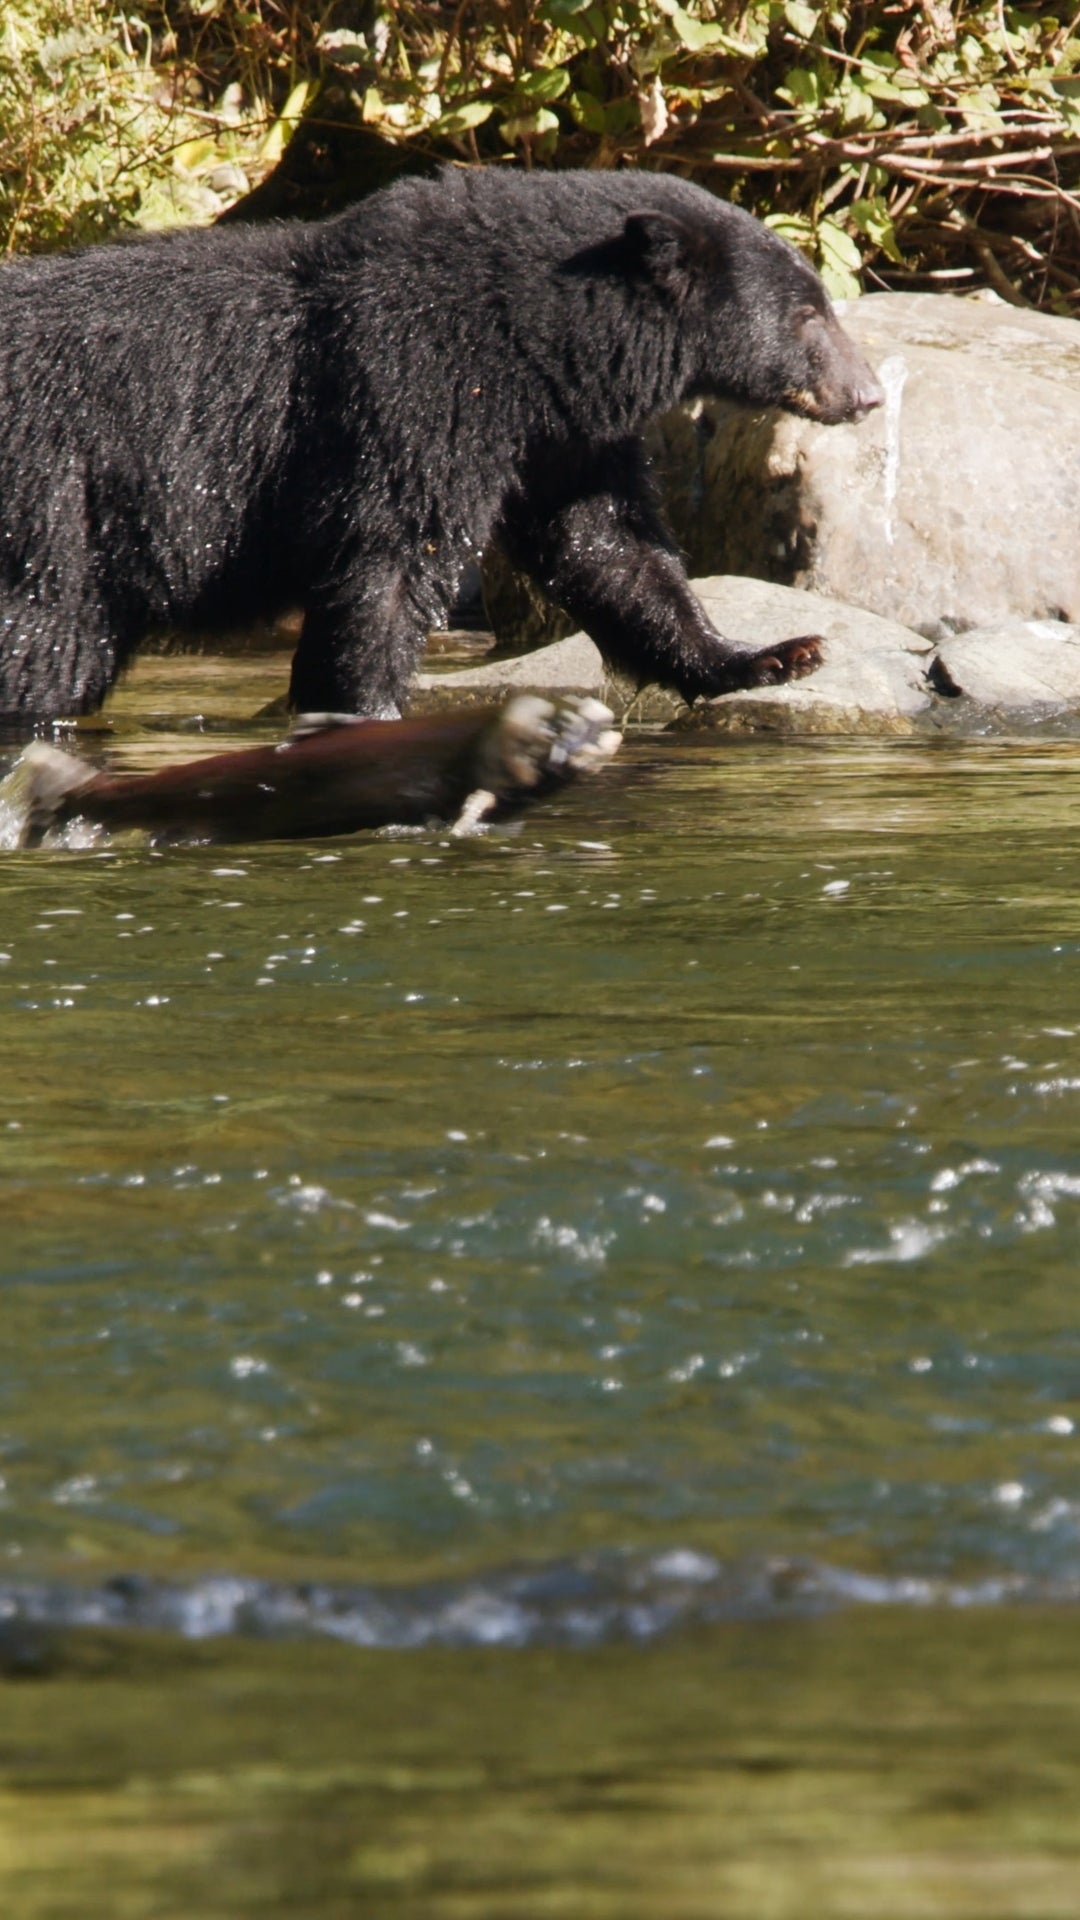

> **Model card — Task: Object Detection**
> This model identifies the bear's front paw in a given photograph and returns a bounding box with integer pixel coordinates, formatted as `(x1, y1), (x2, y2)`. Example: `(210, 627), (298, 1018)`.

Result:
(736, 633), (824, 687)
(693, 633), (824, 699)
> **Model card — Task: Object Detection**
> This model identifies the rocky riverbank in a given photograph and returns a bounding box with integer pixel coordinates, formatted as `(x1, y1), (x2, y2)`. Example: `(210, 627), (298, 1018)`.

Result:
(442, 290), (1080, 737)
(414, 573), (1080, 738)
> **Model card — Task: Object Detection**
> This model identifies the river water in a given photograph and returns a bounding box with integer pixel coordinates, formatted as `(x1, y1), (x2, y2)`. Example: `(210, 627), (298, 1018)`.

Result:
(3, 654), (1080, 1914)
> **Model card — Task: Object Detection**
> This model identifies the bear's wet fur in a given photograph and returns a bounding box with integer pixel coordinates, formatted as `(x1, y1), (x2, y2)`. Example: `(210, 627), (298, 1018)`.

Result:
(0, 168), (883, 721)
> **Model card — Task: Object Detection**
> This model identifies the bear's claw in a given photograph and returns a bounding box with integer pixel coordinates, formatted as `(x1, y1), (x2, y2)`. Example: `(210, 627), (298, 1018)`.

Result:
(695, 632), (825, 699)
(741, 633), (824, 686)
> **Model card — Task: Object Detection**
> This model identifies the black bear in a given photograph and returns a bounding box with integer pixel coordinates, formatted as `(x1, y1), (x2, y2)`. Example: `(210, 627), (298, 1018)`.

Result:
(0, 168), (882, 722)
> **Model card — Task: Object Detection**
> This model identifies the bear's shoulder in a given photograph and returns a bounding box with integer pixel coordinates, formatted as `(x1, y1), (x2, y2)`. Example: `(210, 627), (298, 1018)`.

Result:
(322, 166), (730, 261)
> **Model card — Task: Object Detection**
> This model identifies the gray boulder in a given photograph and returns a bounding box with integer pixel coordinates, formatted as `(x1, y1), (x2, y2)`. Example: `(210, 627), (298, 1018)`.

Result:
(931, 621), (1080, 726)
(412, 630), (681, 723)
(677, 576), (932, 735)
(413, 575), (933, 732)
(650, 292), (1080, 641)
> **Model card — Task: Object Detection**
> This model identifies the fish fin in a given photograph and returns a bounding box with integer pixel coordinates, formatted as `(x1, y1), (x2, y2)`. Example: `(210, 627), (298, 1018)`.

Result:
(286, 708), (396, 743)
(450, 788), (498, 836)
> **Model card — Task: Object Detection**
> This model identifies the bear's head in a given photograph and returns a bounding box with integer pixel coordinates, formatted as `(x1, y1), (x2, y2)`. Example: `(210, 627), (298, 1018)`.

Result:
(622, 205), (885, 427)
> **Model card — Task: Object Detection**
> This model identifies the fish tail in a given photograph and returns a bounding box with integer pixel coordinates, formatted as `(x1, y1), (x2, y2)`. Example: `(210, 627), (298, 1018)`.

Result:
(18, 741), (97, 844)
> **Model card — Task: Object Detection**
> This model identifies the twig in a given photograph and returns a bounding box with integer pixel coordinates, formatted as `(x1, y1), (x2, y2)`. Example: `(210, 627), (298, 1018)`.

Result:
(996, 0), (1020, 72)
(970, 234), (1032, 304)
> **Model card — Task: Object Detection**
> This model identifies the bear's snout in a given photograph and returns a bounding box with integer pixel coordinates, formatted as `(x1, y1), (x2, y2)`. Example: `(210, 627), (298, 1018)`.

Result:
(784, 310), (885, 425)
(844, 367), (887, 420)
(815, 312), (886, 423)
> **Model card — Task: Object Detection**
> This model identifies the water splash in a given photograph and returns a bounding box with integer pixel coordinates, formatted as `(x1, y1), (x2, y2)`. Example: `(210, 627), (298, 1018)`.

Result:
(879, 352), (909, 547)
(0, 750), (108, 848)
(0, 753), (33, 849)
(0, 1551), (1049, 1653)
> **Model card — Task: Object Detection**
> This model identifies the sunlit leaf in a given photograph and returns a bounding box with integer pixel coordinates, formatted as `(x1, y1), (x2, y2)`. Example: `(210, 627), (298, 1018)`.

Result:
(819, 259), (861, 300)
(515, 67), (571, 102)
(784, 2), (819, 40)
(666, 4), (756, 55)
(567, 89), (606, 131)
(818, 218), (863, 272)
(777, 68), (820, 109)
(259, 79), (311, 165)
(765, 211), (815, 249)
(173, 135), (216, 173)
(847, 195), (902, 263)
(428, 100), (494, 136)
(500, 106), (561, 143)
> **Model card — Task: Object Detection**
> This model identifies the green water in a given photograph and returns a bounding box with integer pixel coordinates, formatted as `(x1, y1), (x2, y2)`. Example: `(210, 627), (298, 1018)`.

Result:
(4, 655), (1080, 1912)
(3, 1610), (1080, 1919)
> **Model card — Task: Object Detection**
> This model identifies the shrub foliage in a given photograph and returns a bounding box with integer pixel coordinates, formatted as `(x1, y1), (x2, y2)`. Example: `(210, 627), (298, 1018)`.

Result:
(2, 2), (1079, 310)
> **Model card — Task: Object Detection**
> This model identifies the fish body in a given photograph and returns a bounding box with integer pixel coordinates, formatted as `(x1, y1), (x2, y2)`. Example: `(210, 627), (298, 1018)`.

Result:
(15, 696), (620, 846)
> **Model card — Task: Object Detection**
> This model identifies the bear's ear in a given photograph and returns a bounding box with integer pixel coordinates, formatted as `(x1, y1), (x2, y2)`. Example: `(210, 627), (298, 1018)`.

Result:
(622, 211), (703, 293)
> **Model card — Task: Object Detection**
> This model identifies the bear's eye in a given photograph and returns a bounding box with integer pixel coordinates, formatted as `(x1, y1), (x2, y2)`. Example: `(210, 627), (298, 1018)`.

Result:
(792, 303), (823, 330)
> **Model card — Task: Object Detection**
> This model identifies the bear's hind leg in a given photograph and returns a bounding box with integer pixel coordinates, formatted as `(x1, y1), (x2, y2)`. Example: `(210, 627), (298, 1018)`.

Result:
(288, 573), (432, 718)
(0, 591), (120, 725)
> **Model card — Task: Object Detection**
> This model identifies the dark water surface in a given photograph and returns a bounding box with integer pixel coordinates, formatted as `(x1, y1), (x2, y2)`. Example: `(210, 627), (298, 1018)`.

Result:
(4, 657), (1080, 1913)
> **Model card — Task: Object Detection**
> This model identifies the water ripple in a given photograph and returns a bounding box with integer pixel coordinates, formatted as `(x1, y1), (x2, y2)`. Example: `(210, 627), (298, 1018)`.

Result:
(0, 1549), (1062, 1654)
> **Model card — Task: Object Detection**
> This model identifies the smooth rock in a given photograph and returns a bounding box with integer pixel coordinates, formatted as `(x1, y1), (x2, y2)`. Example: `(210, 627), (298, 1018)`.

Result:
(649, 292), (1080, 641)
(932, 621), (1080, 718)
(679, 575), (932, 735)
(412, 630), (682, 722)
(413, 575), (931, 731)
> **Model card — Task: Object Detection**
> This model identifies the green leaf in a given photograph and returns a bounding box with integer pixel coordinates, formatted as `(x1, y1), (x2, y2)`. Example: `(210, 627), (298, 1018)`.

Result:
(783, 2), (818, 40)
(959, 91), (1005, 134)
(515, 67), (571, 102)
(864, 70), (928, 105)
(173, 135), (217, 173)
(666, 5), (754, 54)
(540, 0), (593, 18)
(500, 106), (560, 143)
(428, 100), (494, 136)
(603, 97), (639, 134)
(819, 259), (861, 301)
(837, 81), (875, 127)
(818, 218), (862, 273)
(260, 79), (312, 165)
(777, 68), (819, 109)
(816, 218), (863, 296)
(567, 88), (607, 132)
(916, 103), (949, 133)
(958, 34), (985, 75)
(765, 211), (814, 251)
(847, 196), (902, 264)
